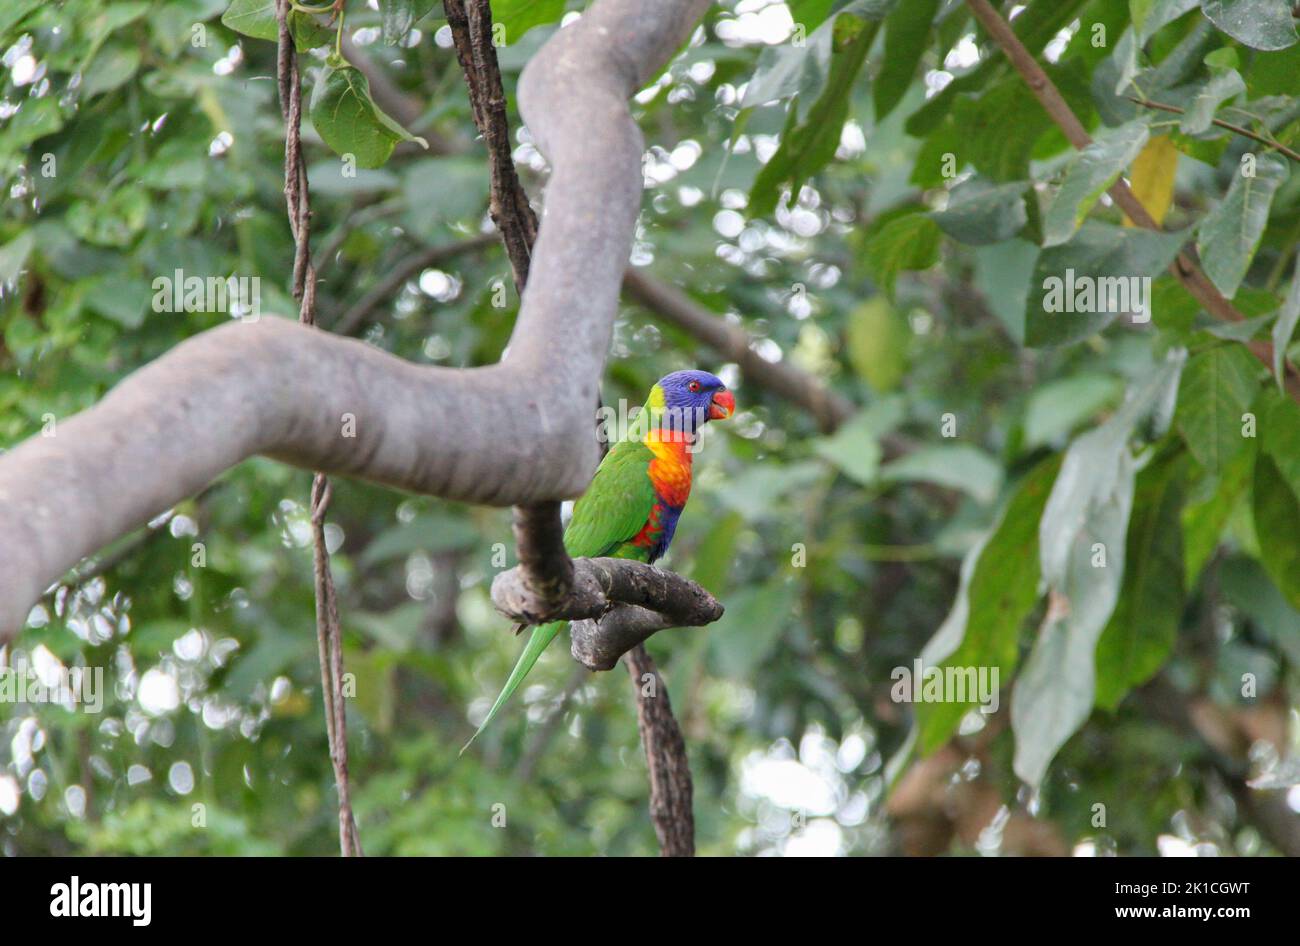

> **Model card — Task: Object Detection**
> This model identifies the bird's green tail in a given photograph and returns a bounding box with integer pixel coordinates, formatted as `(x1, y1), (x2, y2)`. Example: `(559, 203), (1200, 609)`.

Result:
(460, 621), (564, 754)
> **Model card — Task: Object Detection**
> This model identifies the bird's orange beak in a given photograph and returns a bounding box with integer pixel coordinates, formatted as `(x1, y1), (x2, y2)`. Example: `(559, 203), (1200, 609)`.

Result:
(709, 388), (735, 420)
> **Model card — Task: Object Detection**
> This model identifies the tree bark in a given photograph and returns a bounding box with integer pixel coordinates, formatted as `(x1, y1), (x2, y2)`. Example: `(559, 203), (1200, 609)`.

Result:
(625, 644), (695, 856)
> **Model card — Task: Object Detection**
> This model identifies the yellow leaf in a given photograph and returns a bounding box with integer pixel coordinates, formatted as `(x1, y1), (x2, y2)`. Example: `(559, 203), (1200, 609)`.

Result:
(1124, 134), (1178, 227)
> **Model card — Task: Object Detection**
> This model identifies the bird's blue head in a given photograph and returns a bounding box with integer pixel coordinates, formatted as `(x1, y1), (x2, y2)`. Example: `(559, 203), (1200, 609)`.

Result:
(647, 369), (735, 434)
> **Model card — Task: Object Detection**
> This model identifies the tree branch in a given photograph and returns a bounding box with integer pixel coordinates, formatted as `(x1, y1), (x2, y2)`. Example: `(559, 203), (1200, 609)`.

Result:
(1126, 96), (1300, 164)
(0, 0), (714, 639)
(490, 555), (724, 668)
(964, 0), (1300, 401)
(625, 644), (695, 856)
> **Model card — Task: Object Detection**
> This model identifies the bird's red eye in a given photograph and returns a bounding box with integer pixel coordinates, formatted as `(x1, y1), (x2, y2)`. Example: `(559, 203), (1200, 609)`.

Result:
(688, 380), (701, 393)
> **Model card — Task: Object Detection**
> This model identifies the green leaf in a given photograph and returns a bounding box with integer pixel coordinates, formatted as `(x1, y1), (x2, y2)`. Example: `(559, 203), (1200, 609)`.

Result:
(151, 0), (229, 58)
(1014, 356), (1185, 786)
(1200, 0), (1298, 51)
(872, 0), (940, 121)
(0, 0), (41, 38)
(845, 296), (909, 392)
(879, 444), (1004, 505)
(1174, 344), (1261, 473)
(718, 461), (828, 520)
(813, 412), (884, 486)
(1253, 453), (1300, 609)
(1025, 223), (1186, 347)
(787, 0), (836, 33)
(974, 238), (1039, 344)
(1220, 556), (1300, 667)
(66, 187), (149, 247)
(1196, 152), (1288, 298)
(1043, 121), (1150, 247)
(743, 0), (893, 114)
(85, 272), (152, 328)
(220, 0), (279, 38)
(687, 511), (744, 594)
(743, 21), (836, 113)
(1179, 68), (1246, 135)
(1272, 265), (1300, 390)
(1182, 441), (1254, 584)
(360, 515), (481, 566)
(379, 0), (436, 45)
(1134, 0), (1201, 42)
(0, 97), (65, 153)
(930, 178), (1029, 246)
(400, 157), (491, 236)
(82, 44), (142, 98)
(915, 455), (1062, 753)
(748, 13), (879, 217)
(1022, 374), (1126, 449)
(220, 0), (333, 47)
(863, 212), (941, 295)
(707, 581), (796, 677)
(1257, 386), (1300, 498)
(1094, 452), (1188, 709)
(0, 231), (35, 284)
(491, 0), (566, 44)
(309, 66), (427, 168)
(948, 63), (1094, 181)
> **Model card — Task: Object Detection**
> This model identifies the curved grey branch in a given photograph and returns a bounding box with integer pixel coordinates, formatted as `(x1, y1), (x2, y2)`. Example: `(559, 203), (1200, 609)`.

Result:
(490, 556), (724, 671)
(0, 0), (714, 639)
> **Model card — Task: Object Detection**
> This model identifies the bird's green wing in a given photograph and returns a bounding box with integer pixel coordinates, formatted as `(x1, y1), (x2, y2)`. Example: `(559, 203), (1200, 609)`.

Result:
(460, 440), (657, 754)
(563, 439), (658, 558)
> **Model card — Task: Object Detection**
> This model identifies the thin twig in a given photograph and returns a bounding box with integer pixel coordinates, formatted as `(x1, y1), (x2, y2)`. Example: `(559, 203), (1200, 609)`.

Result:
(1126, 96), (1300, 163)
(275, 0), (362, 857)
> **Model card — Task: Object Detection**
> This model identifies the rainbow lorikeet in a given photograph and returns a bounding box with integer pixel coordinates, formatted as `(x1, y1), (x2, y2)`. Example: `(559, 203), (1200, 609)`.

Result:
(462, 369), (735, 752)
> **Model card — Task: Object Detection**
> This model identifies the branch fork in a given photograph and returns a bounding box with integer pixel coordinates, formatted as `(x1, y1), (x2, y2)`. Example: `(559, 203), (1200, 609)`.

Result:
(490, 557), (724, 670)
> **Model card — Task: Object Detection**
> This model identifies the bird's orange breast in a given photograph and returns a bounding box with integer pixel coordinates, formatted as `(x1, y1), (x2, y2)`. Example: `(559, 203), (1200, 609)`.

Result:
(644, 430), (693, 508)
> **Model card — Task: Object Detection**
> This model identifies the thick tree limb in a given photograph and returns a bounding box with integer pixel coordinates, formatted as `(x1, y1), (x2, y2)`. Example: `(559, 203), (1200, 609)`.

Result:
(0, 0), (713, 639)
(490, 555), (724, 669)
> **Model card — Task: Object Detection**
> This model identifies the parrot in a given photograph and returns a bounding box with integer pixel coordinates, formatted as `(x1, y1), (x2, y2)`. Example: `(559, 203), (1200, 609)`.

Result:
(461, 369), (736, 753)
